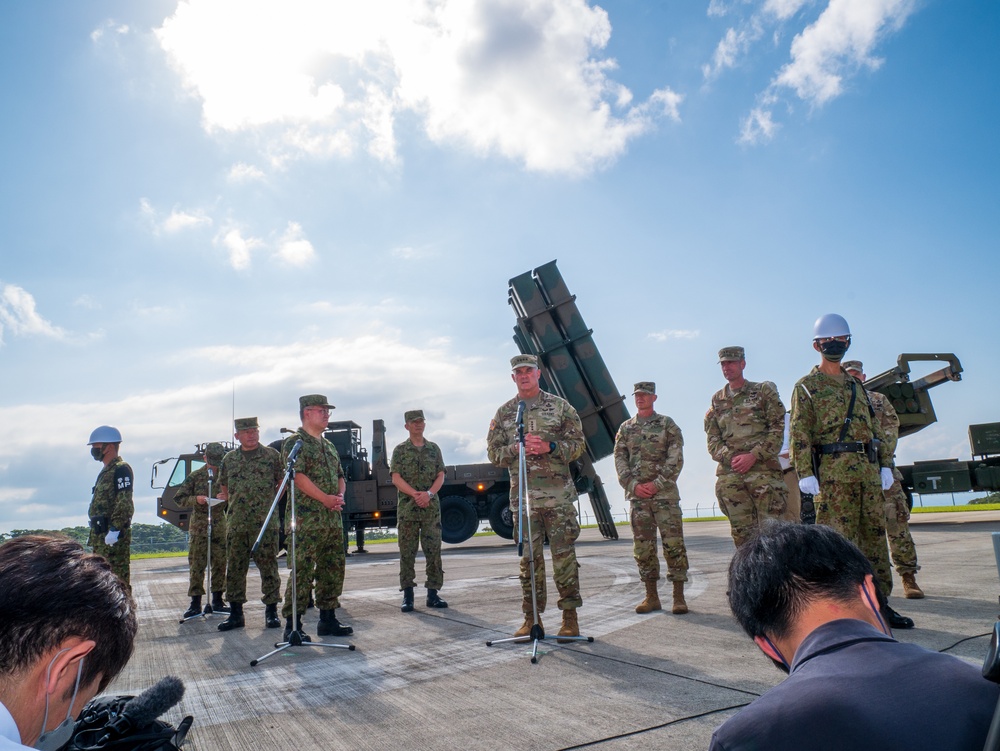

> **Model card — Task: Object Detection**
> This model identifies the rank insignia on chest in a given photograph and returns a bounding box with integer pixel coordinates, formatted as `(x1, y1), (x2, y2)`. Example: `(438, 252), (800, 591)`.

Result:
(527, 418), (538, 433)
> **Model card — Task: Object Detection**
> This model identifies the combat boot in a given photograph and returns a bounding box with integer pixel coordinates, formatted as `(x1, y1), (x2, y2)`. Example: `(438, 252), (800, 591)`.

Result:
(513, 613), (541, 638)
(882, 604), (914, 630)
(283, 616), (311, 643)
(556, 609), (580, 643)
(401, 587), (414, 613)
(426, 589), (448, 608)
(264, 603), (281, 629)
(635, 580), (661, 614)
(672, 580), (689, 615)
(901, 573), (925, 599)
(182, 596), (202, 619)
(217, 601), (244, 631)
(210, 592), (230, 614)
(317, 608), (354, 636)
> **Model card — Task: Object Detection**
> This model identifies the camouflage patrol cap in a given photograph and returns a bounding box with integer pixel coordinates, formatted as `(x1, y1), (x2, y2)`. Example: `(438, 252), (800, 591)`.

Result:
(234, 417), (258, 431)
(510, 354), (539, 370)
(204, 442), (226, 466)
(299, 394), (335, 410)
(632, 382), (656, 395)
(404, 410), (425, 423)
(842, 360), (864, 374)
(718, 346), (745, 362)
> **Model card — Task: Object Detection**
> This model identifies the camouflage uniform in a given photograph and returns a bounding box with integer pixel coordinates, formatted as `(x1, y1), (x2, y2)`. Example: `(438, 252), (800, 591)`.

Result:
(487, 390), (585, 612)
(390, 438), (446, 590)
(174, 465), (228, 597)
(88, 456), (134, 590)
(614, 412), (688, 583)
(790, 366), (894, 596)
(281, 429), (346, 617)
(705, 380), (788, 546)
(220, 445), (283, 605)
(867, 390), (920, 577)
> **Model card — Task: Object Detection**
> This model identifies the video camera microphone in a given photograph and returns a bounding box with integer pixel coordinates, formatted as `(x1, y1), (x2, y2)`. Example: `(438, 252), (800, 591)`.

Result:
(104, 676), (184, 739)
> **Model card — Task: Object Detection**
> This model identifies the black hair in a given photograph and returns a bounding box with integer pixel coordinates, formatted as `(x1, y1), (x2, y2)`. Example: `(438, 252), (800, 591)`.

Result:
(0, 535), (137, 691)
(727, 521), (878, 640)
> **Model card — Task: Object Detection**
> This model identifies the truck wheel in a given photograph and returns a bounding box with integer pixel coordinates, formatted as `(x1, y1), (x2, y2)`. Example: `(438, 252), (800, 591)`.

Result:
(488, 495), (514, 540)
(440, 495), (479, 544)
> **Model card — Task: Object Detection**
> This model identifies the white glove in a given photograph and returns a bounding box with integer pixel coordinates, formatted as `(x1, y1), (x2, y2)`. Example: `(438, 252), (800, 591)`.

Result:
(798, 476), (820, 496)
(880, 467), (894, 491)
(104, 530), (120, 546)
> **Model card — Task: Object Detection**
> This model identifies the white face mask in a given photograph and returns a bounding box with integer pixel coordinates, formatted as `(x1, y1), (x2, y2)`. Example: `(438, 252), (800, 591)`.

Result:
(35, 650), (84, 751)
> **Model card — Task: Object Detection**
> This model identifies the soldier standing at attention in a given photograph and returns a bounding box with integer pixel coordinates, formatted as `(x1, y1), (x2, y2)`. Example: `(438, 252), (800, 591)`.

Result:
(391, 410), (448, 613)
(843, 360), (925, 600)
(281, 394), (353, 642)
(790, 314), (913, 629)
(704, 347), (788, 546)
(174, 442), (230, 619)
(87, 425), (134, 592)
(217, 417), (283, 632)
(487, 354), (586, 642)
(614, 382), (690, 615)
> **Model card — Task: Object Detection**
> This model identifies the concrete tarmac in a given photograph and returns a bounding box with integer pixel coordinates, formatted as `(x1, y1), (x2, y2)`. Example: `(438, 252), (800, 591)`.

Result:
(120, 512), (1000, 750)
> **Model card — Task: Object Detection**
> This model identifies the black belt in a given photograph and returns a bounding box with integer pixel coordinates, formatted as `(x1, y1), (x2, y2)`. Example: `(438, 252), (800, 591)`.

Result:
(818, 442), (868, 455)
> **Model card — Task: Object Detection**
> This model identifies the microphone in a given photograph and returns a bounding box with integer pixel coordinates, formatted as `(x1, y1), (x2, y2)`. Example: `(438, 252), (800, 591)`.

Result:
(516, 400), (525, 426)
(286, 438), (304, 464)
(207, 467), (214, 481)
(103, 676), (185, 739)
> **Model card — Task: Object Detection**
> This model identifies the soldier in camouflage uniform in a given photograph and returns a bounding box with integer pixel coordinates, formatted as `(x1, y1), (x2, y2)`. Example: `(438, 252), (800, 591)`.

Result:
(217, 417), (284, 632)
(790, 313), (914, 629)
(704, 347), (788, 547)
(87, 426), (134, 593)
(280, 394), (353, 642)
(487, 354), (586, 642)
(614, 382), (690, 615)
(390, 409), (447, 613)
(844, 360), (925, 599)
(174, 442), (230, 618)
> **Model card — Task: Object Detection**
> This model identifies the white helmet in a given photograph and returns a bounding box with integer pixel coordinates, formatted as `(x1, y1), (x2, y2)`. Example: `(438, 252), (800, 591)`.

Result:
(813, 313), (851, 340)
(88, 425), (123, 444)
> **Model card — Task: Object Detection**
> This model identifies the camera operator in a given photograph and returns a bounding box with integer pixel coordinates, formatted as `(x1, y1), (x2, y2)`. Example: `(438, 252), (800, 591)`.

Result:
(0, 535), (137, 750)
(709, 522), (998, 751)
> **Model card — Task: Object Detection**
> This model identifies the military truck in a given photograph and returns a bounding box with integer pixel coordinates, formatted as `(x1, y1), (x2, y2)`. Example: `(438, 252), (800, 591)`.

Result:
(153, 261), (630, 545)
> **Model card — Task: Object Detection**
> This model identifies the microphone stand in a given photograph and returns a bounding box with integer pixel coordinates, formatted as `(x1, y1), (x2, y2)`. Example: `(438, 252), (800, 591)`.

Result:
(486, 401), (593, 663)
(251, 440), (355, 666)
(181, 466), (226, 623)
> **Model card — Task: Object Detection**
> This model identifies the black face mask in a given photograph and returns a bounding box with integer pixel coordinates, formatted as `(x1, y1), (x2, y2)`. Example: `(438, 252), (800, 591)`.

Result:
(91, 445), (104, 461)
(819, 338), (850, 362)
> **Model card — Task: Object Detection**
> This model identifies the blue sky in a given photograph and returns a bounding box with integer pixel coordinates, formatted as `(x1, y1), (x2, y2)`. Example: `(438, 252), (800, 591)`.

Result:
(1, 0), (997, 533)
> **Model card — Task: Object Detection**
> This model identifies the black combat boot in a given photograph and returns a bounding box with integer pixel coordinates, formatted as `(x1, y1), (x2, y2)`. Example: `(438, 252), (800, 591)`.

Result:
(317, 608), (353, 636)
(182, 596), (202, 619)
(426, 589), (448, 609)
(217, 601), (244, 631)
(283, 616), (311, 643)
(401, 587), (415, 613)
(882, 604), (914, 630)
(264, 603), (281, 629)
(211, 592), (230, 614)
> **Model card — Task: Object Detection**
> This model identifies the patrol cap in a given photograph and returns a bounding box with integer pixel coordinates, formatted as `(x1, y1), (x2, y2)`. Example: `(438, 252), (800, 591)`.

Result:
(632, 382), (656, 395)
(718, 346), (745, 362)
(404, 410), (425, 423)
(842, 360), (864, 374)
(510, 354), (538, 370)
(234, 417), (259, 431)
(204, 442), (226, 465)
(299, 394), (335, 410)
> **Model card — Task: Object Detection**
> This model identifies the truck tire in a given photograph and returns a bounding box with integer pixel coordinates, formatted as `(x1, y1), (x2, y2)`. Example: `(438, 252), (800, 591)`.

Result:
(488, 495), (514, 540)
(440, 495), (479, 544)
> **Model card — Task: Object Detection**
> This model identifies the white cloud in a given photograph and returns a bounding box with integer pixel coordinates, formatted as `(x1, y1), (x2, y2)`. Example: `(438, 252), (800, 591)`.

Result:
(0, 284), (67, 345)
(140, 198), (213, 235)
(648, 329), (700, 342)
(227, 162), (266, 182)
(90, 19), (129, 43)
(390, 245), (437, 261)
(738, 104), (780, 144)
(275, 222), (316, 266)
(215, 227), (263, 270)
(154, 0), (679, 175)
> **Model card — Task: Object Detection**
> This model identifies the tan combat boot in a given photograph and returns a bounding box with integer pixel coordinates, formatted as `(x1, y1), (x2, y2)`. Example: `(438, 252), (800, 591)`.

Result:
(672, 580), (688, 614)
(901, 572), (925, 599)
(513, 613), (541, 638)
(556, 609), (580, 643)
(635, 580), (662, 614)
